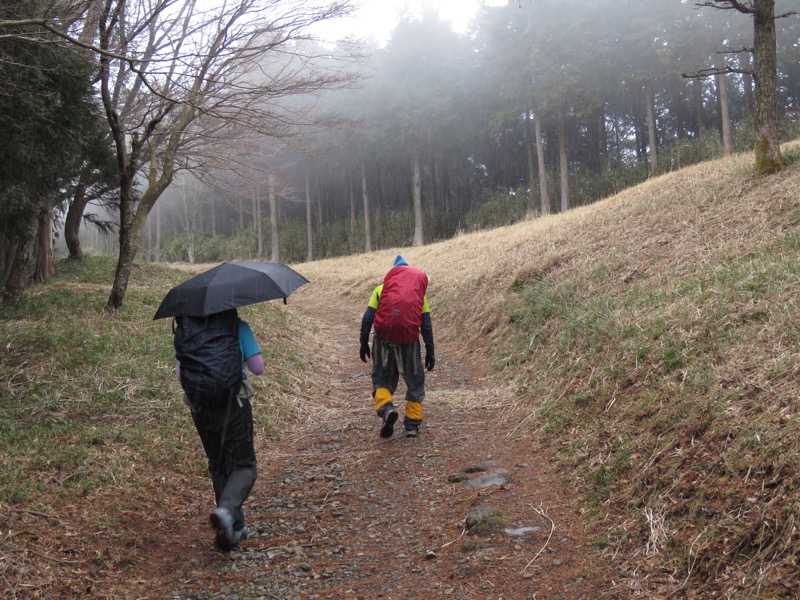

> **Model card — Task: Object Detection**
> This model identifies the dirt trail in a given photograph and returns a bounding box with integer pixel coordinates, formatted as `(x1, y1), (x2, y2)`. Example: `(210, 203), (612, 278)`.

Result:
(139, 292), (622, 599)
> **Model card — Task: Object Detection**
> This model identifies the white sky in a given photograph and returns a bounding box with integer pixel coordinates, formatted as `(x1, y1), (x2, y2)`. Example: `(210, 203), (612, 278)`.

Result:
(314, 0), (507, 47)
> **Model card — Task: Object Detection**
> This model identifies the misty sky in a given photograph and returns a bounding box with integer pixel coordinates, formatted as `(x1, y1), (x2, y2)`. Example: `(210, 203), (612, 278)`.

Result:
(314, 0), (507, 46)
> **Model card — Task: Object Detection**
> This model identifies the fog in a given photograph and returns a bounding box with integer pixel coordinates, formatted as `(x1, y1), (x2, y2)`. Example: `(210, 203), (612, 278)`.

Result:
(79, 0), (800, 263)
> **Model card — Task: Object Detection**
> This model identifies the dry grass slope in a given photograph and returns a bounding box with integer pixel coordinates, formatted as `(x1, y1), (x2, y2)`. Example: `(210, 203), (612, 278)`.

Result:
(296, 145), (800, 598)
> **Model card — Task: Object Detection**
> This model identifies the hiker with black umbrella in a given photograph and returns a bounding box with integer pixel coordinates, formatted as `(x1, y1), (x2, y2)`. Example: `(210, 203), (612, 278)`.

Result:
(155, 262), (309, 550)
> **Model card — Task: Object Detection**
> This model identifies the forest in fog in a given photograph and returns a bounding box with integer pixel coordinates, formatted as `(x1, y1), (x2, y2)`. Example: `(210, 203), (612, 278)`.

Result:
(2, 1), (799, 306)
(131, 0), (800, 263)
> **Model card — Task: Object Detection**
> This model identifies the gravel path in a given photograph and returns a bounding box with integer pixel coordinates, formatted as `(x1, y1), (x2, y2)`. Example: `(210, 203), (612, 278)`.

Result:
(155, 291), (622, 600)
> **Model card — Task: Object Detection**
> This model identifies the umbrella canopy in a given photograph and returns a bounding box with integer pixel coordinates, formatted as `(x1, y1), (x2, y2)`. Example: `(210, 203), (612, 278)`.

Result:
(153, 261), (310, 319)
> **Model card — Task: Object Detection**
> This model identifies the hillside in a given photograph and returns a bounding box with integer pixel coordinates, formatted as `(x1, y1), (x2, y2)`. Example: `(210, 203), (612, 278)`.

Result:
(1, 146), (799, 599)
(293, 146), (800, 598)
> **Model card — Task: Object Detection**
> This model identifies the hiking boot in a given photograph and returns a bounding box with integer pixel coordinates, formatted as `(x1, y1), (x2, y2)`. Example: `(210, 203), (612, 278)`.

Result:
(234, 526), (249, 543)
(210, 507), (235, 551)
(380, 408), (398, 438)
(405, 425), (419, 438)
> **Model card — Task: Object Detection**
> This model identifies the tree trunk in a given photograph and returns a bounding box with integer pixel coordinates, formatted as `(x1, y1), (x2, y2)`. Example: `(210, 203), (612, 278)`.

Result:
(306, 171), (314, 262)
(613, 115), (623, 164)
(596, 105), (608, 174)
(188, 206), (196, 264)
(429, 156), (438, 221)
(187, 230), (195, 264)
(34, 206), (55, 283)
(106, 143), (175, 308)
(176, 185), (198, 264)
(634, 117), (644, 162)
(252, 185), (258, 234)
(585, 105), (604, 174)
(535, 114), (550, 216)
(716, 68), (733, 155)
(556, 107), (570, 213)
(239, 191), (245, 231)
(743, 68), (754, 117)
(147, 212), (152, 261)
(412, 152), (423, 247)
(443, 165), (451, 215)
(211, 198), (216, 236)
(752, 0), (782, 176)
(155, 200), (162, 263)
(349, 171), (356, 236)
(64, 175), (89, 260)
(255, 186), (263, 258)
(269, 174), (279, 262)
(317, 176), (323, 226)
(361, 161), (372, 253)
(4, 229), (36, 304)
(106, 207), (140, 309)
(524, 109), (537, 219)
(693, 78), (703, 138)
(645, 81), (659, 177)
(106, 177), (138, 310)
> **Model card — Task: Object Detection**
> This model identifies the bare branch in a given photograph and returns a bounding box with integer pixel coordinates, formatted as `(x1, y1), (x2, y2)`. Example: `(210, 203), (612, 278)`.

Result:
(696, 0), (796, 18)
(695, 1), (755, 14)
(682, 63), (750, 79)
(683, 43), (754, 79)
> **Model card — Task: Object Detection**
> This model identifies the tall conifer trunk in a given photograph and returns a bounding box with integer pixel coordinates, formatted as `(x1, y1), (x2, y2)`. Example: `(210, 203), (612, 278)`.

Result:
(306, 172), (314, 262)
(535, 113), (549, 216)
(752, 0), (782, 175)
(645, 81), (658, 177)
(361, 161), (372, 253)
(556, 107), (570, 212)
(412, 152), (423, 246)
(269, 174), (279, 262)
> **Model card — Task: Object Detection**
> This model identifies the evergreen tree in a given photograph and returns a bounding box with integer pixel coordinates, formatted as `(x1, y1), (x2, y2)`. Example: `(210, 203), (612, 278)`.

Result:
(0, 0), (104, 302)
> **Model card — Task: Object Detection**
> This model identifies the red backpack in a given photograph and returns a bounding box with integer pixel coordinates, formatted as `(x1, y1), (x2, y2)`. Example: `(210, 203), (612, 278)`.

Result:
(373, 266), (428, 344)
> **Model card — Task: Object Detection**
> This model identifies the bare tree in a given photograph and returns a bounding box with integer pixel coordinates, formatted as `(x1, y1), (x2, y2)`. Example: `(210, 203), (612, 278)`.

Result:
(76, 0), (358, 309)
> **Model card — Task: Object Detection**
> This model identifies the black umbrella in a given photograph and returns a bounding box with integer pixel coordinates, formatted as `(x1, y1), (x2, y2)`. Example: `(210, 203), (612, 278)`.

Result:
(153, 261), (310, 319)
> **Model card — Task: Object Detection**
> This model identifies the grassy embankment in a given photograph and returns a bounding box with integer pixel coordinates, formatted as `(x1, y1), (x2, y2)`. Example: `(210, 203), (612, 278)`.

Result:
(0, 259), (312, 594)
(299, 143), (800, 598)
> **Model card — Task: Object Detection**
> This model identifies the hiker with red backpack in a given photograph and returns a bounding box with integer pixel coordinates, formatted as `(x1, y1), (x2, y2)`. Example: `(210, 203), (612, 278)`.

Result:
(174, 308), (264, 551)
(359, 254), (435, 438)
